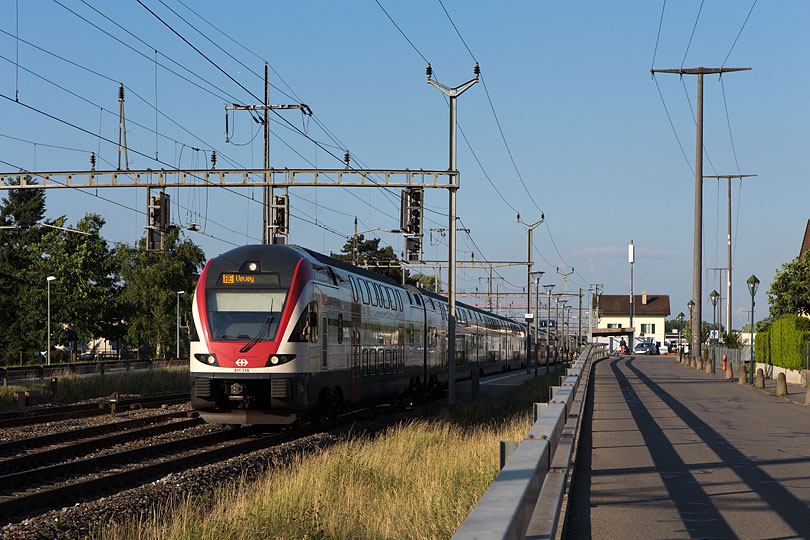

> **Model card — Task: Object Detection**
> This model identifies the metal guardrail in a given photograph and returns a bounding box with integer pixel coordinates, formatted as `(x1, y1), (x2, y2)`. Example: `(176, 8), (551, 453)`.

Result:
(1, 359), (188, 385)
(452, 343), (608, 540)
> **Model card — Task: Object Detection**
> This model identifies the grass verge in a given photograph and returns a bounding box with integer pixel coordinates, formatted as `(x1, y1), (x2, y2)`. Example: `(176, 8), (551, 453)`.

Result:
(0, 366), (190, 411)
(99, 367), (564, 540)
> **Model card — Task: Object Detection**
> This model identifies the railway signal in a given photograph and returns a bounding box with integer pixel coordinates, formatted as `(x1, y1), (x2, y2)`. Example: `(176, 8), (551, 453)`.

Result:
(147, 190), (170, 252)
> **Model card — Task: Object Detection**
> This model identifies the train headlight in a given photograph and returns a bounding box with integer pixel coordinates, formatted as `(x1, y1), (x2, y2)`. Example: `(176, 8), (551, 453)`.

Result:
(230, 383), (244, 395)
(194, 353), (219, 367)
(248, 262), (258, 272)
(265, 353), (296, 367)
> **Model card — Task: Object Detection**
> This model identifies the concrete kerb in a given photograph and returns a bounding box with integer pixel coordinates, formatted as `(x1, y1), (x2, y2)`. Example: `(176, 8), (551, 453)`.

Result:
(452, 344), (604, 540)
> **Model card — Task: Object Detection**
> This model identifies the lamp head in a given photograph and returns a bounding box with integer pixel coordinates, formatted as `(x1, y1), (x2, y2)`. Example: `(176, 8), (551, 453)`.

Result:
(746, 274), (760, 297)
(46, 276), (56, 282)
(543, 284), (555, 293)
(709, 290), (720, 306)
(687, 299), (695, 314)
(677, 311), (685, 321)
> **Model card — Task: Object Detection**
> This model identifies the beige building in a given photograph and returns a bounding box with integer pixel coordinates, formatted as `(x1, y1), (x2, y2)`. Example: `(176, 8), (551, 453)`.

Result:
(594, 292), (671, 350)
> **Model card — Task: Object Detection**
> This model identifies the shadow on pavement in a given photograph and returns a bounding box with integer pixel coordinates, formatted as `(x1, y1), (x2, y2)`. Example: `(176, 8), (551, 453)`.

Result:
(626, 357), (810, 539)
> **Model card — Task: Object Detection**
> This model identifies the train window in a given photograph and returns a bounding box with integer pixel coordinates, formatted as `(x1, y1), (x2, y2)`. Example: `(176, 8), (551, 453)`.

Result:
(365, 281), (377, 306)
(393, 350), (399, 372)
(414, 294), (422, 306)
(409, 324), (414, 346)
(431, 327), (438, 348)
(384, 287), (395, 310)
(373, 349), (379, 374)
(385, 350), (392, 373)
(429, 298), (436, 310)
(348, 276), (359, 302)
(379, 285), (390, 309)
(406, 291), (413, 305)
(363, 349), (369, 376)
(359, 279), (370, 304)
(395, 290), (403, 311)
(337, 314), (344, 344)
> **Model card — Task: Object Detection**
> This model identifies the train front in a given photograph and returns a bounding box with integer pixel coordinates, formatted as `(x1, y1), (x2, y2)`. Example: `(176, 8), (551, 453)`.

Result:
(189, 244), (314, 425)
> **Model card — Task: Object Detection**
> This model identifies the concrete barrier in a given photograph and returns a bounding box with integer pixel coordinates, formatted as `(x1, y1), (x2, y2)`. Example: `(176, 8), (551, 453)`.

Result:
(452, 344), (606, 540)
(756, 368), (765, 389)
(739, 364), (747, 385)
(726, 362), (733, 380)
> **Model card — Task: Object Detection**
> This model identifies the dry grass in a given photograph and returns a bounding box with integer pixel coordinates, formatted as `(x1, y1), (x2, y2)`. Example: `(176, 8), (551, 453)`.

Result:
(99, 367), (563, 540)
(0, 366), (190, 410)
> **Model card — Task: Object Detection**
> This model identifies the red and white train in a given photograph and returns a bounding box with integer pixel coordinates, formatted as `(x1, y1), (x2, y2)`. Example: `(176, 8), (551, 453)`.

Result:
(189, 244), (528, 425)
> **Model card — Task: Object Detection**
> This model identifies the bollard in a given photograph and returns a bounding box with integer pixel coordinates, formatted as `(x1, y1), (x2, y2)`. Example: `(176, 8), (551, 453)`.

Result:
(697, 358), (703, 371)
(776, 372), (788, 396)
(109, 391), (120, 417)
(756, 368), (765, 389)
(722, 354), (727, 371)
(50, 377), (58, 396)
(806, 373), (810, 406)
(706, 361), (712, 374)
(725, 362), (733, 380)
(739, 363), (748, 385)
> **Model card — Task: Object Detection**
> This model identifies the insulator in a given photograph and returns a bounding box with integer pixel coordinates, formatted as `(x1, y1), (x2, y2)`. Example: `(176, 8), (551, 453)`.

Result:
(225, 110), (229, 143)
(118, 83), (124, 102)
(90, 152), (96, 170)
(426, 64), (432, 78)
(474, 63), (480, 77)
(211, 151), (217, 169)
(344, 150), (350, 169)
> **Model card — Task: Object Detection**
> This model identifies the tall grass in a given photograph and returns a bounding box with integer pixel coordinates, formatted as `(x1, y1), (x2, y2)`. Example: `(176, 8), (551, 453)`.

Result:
(100, 367), (563, 540)
(0, 367), (190, 410)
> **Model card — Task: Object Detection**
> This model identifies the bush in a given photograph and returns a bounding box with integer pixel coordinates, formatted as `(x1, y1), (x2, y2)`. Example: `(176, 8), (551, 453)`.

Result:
(757, 316), (810, 371)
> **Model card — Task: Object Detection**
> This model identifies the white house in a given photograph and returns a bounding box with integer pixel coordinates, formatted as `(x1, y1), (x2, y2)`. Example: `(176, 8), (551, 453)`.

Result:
(593, 291), (671, 351)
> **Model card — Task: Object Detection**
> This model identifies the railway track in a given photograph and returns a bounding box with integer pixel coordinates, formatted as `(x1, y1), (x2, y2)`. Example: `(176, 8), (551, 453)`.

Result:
(0, 401), (401, 523)
(0, 392), (190, 428)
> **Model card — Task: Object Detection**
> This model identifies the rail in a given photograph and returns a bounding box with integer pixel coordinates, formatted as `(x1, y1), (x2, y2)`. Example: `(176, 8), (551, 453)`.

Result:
(452, 343), (608, 540)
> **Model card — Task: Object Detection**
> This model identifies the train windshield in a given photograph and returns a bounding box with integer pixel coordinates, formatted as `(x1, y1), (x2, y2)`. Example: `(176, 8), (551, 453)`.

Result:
(206, 290), (287, 342)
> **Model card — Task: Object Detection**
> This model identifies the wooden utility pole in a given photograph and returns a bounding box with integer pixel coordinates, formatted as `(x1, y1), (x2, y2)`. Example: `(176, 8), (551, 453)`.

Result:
(650, 67), (750, 362)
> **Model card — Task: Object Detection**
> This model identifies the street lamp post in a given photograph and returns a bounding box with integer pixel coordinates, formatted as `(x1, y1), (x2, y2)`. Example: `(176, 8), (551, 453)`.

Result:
(709, 290), (719, 373)
(176, 290), (186, 359)
(530, 271), (544, 376)
(46, 276), (56, 366)
(677, 312), (684, 364)
(687, 300), (695, 366)
(543, 284), (554, 370)
(747, 275), (759, 385)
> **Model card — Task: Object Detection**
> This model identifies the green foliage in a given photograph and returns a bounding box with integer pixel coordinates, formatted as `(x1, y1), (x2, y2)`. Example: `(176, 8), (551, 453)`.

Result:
(410, 272), (439, 292)
(682, 321), (711, 343)
(721, 330), (742, 349)
(115, 228), (205, 357)
(332, 234), (405, 283)
(0, 177), (47, 357)
(767, 252), (810, 319)
(32, 214), (121, 350)
(756, 316), (810, 370)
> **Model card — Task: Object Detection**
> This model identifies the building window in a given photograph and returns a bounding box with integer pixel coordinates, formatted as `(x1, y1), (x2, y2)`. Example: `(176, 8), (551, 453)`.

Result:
(641, 323), (655, 334)
(607, 323), (623, 329)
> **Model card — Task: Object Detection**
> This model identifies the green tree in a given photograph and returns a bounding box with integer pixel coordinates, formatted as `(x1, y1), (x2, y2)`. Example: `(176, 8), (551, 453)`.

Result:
(115, 229), (205, 358)
(32, 214), (121, 357)
(721, 330), (742, 349)
(331, 234), (405, 283)
(767, 252), (810, 319)
(0, 177), (47, 361)
(410, 272), (439, 291)
(682, 321), (712, 344)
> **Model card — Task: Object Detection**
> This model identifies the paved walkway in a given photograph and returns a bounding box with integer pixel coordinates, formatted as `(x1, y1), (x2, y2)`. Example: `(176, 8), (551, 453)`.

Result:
(568, 355), (810, 540)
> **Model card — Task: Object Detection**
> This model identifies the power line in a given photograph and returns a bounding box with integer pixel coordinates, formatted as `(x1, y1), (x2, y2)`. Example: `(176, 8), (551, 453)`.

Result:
(721, 0), (758, 67)
(651, 0), (667, 69)
(680, 0), (705, 69)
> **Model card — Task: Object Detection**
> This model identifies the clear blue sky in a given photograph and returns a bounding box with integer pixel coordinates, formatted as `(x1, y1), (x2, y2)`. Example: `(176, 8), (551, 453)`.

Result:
(1, 1), (807, 329)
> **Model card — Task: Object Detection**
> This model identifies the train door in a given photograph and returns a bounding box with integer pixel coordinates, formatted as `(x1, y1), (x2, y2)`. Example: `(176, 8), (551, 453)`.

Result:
(397, 327), (405, 393)
(321, 314), (328, 369)
(350, 321), (361, 402)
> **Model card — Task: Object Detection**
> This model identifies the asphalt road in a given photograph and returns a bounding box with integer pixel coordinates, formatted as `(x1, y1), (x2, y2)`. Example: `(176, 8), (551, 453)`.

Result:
(568, 355), (810, 540)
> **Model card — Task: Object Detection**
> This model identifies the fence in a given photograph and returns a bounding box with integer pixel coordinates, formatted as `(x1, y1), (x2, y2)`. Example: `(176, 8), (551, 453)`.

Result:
(1, 358), (187, 385)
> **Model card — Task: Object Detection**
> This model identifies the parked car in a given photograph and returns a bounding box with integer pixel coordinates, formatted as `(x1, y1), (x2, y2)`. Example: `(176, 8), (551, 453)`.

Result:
(634, 341), (655, 355)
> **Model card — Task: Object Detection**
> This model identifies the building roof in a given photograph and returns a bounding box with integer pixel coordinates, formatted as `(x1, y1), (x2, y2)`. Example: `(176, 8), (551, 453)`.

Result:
(596, 294), (670, 317)
(801, 219), (810, 258)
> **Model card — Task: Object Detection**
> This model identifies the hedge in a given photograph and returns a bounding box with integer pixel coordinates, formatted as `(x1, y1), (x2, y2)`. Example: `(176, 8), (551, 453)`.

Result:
(755, 316), (810, 371)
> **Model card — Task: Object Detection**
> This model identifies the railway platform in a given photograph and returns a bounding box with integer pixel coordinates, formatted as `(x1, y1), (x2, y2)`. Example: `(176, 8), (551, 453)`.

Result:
(568, 355), (810, 540)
